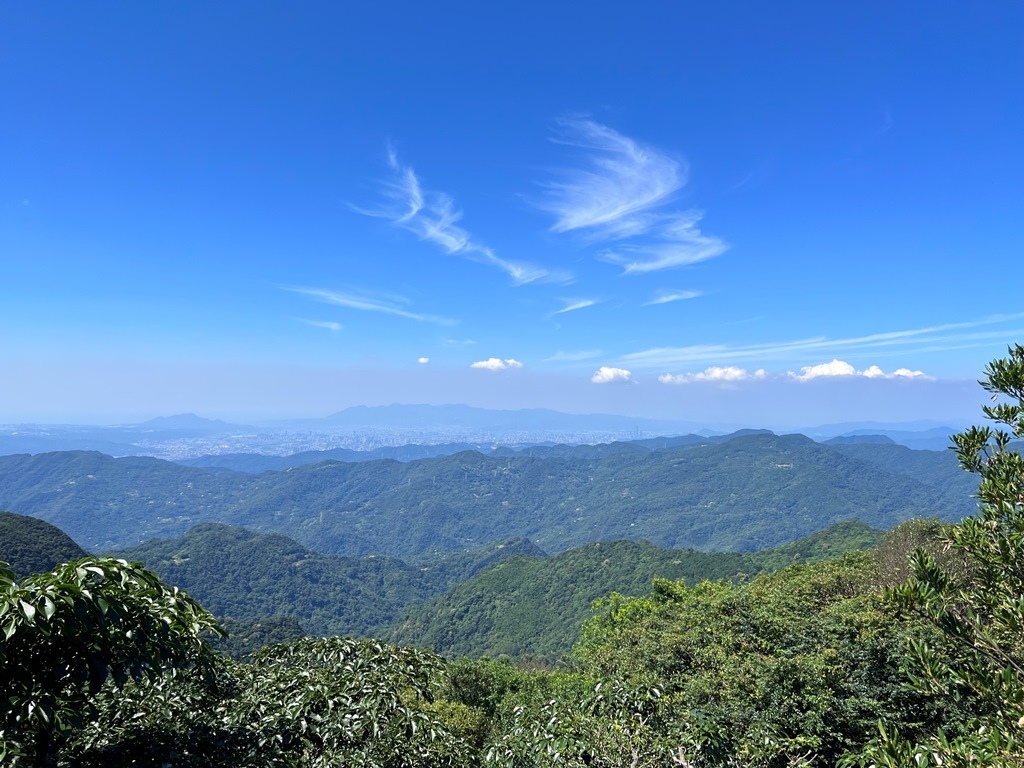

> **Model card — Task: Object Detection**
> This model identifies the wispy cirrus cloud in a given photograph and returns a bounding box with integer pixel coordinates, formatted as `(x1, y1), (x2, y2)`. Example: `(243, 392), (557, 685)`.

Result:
(553, 298), (598, 315)
(601, 217), (727, 274)
(355, 149), (569, 286)
(619, 314), (1024, 370)
(545, 349), (603, 362)
(299, 319), (343, 332)
(645, 289), (702, 305)
(286, 286), (455, 325)
(535, 119), (727, 274)
(540, 119), (684, 234)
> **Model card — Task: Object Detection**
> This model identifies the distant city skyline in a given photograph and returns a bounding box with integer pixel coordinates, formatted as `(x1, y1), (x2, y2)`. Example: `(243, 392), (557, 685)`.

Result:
(2, 3), (1021, 426)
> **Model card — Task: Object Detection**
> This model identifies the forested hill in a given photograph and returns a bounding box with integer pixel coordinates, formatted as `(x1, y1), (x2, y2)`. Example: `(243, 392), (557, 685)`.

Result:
(0, 511), (88, 577)
(0, 432), (976, 558)
(389, 521), (883, 660)
(115, 519), (882, 659)
(176, 430), (766, 473)
(0, 510), (882, 662)
(118, 523), (440, 639)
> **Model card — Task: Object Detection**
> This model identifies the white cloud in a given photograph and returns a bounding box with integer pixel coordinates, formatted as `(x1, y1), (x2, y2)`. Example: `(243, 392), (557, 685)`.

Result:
(788, 360), (934, 382)
(554, 298), (597, 315)
(653, 360), (935, 384)
(892, 368), (929, 378)
(355, 150), (569, 286)
(591, 366), (633, 384)
(659, 366), (767, 384)
(286, 287), (454, 325)
(470, 358), (524, 371)
(535, 119), (727, 274)
(790, 359), (858, 381)
(417, 357), (430, 364)
(645, 289), (701, 305)
(299, 319), (343, 332)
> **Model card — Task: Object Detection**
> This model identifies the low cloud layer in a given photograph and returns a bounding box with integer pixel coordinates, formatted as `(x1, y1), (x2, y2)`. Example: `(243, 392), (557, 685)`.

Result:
(659, 366), (766, 384)
(656, 362), (931, 385)
(788, 359), (931, 382)
(470, 358), (524, 371)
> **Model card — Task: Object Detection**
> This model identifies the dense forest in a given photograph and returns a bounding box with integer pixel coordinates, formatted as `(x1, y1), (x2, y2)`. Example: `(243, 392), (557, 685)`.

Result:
(2, 346), (1024, 766)
(0, 430), (973, 556)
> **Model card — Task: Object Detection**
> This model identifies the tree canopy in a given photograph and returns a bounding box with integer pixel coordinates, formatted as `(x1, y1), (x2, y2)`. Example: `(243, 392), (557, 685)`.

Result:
(0, 557), (221, 766)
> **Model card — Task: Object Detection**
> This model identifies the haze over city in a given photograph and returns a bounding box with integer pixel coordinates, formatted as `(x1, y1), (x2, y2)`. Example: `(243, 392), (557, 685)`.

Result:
(2, 2), (1021, 427)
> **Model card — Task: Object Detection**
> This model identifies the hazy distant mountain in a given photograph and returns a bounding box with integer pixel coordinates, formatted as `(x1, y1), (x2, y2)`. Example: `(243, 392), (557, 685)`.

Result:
(1, 410), (971, 462)
(178, 430), (773, 473)
(0, 413), (255, 458)
(804, 421), (962, 451)
(824, 435), (898, 446)
(278, 403), (701, 434)
(0, 433), (146, 457)
(133, 413), (255, 435)
(178, 442), (497, 472)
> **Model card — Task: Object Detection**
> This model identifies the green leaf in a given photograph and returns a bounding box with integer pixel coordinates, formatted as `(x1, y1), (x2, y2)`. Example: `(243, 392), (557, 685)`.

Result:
(19, 599), (36, 621)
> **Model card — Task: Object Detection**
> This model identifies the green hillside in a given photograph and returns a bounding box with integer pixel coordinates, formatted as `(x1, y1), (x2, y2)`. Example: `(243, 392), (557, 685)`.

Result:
(118, 523), (439, 639)
(389, 521), (884, 660)
(0, 433), (975, 559)
(112, 517), (882, 662)
(0, 510), (88, 577)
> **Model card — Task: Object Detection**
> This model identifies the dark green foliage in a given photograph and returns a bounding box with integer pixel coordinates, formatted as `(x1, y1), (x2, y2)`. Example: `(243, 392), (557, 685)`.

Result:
(411, 537), (549, 583)
(0, 556), (222, 765)
(0, 451), (239, 551)
(0, 433), (974, 559)
(486, 549), (960, 767)
(179, 441), (499, 472)
(393, 540), (749, 661)
(749, 519), (884, 572)
(211, 616), (308, 660)
(111, 520), (880, 663)
(392, 523), (883, 661)
(68, 637), (475, 767)
(828, 441), (976, 499)
(845, 345), (1024, 766)
(0, 511), (88, 577)
(119, 523), (441, 639)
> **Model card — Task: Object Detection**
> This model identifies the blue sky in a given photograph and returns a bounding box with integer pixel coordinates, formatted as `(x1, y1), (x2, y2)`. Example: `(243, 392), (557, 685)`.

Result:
(2, 2), (1022, 427)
